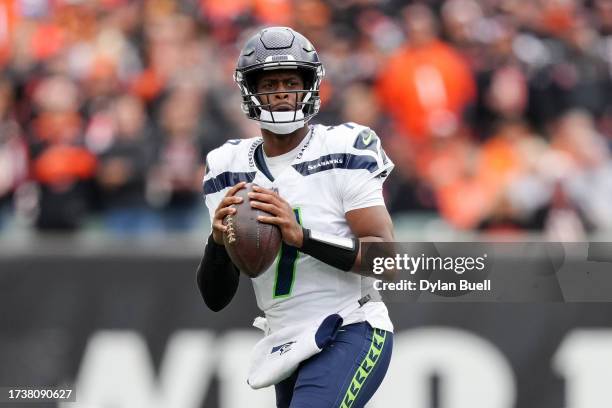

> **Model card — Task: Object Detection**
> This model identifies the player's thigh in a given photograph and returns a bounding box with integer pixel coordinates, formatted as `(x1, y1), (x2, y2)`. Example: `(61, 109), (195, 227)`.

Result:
(275, 369), (298, 408)
(290, 322), (393, 408)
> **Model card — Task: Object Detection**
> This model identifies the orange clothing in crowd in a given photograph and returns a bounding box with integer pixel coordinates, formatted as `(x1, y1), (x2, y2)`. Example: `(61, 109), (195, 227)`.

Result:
(31, 23), (65, 61)
(377, 40), (476, 143)
(436, 175), (497, 230)
(253, 0), (293, 26)
(200, 0), (293, 27)
(200, 0), (251, 23)
(0, 0), (17, 66)
(33, 145), (97, 185)
(434, 133), (528, 229)
(412, 138), (472, 188)
(131, 68), (165, 102)
(478, 135), (525, 188)
(32, 113), (83, 144)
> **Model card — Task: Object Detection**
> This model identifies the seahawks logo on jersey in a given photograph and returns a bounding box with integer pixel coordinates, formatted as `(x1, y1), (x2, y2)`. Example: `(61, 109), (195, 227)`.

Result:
(353, 128), (389, 169)
(271, 341), (296, 355)
(353, 129), (379, 154)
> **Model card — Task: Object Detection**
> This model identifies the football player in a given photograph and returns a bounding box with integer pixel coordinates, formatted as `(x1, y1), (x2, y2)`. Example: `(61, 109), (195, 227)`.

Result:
(197, 27), (396, 408)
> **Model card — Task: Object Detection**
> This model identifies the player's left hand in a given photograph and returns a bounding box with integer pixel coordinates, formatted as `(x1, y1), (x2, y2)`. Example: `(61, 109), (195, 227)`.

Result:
(248, 185), (303, 248)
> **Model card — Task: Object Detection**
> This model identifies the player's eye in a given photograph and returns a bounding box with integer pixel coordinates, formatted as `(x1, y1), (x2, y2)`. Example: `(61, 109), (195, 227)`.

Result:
(260, 82), (274, 91)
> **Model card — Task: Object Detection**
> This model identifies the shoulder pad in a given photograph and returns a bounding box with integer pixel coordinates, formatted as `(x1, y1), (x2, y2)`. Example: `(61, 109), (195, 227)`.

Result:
(323, 123), (393, 178)
(316, 123), (369, 153)
(351, 127), (381, 155)
(203, 138), (260, 196)
(205, 137), (260, 175)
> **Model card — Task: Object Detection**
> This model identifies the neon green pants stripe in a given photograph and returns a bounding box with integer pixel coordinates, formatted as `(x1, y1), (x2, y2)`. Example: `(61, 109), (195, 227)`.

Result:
(339, 328), (387, 408)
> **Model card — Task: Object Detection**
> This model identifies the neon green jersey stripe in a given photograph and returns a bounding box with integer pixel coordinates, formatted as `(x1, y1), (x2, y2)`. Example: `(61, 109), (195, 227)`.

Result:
(339, 328), (387, 408)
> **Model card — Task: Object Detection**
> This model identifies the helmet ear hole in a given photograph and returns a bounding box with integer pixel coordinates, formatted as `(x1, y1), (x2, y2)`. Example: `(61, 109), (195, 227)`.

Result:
(244, 72), (258, 94)
(297, 67), (315, 90)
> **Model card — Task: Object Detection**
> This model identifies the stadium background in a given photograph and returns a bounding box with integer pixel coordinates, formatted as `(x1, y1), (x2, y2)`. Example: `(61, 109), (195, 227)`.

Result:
(1, 0), (612, 407)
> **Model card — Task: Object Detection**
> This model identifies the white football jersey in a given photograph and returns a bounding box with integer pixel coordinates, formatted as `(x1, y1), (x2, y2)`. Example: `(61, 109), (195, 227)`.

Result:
(203, 123), (394, 333)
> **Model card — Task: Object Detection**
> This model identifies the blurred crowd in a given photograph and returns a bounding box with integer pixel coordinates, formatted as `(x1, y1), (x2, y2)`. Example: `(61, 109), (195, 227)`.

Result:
(0, 0), (611, 237)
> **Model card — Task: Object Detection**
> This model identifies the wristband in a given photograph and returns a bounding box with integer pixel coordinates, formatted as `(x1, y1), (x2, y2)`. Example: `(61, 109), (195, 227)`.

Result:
(300, 228), (359, 271)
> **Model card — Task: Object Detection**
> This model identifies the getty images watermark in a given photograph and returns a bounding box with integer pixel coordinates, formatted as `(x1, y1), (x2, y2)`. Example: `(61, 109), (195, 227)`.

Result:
(371, 252), (491, 293)
(360, 242), (612, 302)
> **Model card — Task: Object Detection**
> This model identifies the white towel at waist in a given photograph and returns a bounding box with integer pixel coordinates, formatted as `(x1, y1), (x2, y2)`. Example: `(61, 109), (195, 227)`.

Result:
(247, 296), (369, 389)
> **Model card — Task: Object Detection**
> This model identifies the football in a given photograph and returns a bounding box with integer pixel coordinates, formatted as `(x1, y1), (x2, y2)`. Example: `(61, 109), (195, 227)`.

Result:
(223, 183), (282, 278)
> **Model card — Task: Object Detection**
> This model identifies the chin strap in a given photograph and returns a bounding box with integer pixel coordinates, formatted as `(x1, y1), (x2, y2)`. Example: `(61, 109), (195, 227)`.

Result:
(259, 109), (306, 134)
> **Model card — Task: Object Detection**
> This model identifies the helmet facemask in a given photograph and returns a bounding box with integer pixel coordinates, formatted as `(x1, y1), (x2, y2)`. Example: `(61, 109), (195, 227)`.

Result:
(235, 64), (324, 135)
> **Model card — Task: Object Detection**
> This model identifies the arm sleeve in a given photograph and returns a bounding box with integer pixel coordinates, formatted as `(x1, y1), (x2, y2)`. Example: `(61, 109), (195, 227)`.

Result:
(198, 155), (239, 312)
(196, 235), (240, 312)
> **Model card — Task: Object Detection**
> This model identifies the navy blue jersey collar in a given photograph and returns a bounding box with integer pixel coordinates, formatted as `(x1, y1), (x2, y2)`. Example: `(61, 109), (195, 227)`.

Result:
(254, 143), (275, 182)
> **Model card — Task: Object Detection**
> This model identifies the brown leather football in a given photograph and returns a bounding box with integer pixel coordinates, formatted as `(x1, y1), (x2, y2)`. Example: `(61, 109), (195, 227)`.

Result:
(223, 183), (282, 278)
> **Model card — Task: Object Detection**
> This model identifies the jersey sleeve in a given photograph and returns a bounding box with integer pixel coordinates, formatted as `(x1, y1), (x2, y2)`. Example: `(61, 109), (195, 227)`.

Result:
(203, 140), (257, 226)
(203, 153), (224, 226)
(340, 126), (394, 213)
(343, 176), (385, 212)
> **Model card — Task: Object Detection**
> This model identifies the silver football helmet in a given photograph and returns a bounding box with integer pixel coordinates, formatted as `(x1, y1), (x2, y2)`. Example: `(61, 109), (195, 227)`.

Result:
(234, 27), (325, 134)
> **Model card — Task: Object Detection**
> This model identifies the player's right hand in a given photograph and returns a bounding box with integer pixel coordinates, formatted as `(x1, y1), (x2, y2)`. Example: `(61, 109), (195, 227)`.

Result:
(212, 182), (246, 245)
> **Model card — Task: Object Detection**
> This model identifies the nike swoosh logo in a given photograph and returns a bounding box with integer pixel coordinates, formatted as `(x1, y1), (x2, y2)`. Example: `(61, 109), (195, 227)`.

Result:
(362, 132), (373, 145)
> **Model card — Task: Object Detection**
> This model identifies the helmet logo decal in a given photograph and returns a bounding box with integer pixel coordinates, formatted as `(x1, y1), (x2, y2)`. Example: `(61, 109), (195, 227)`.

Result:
(264, 55), (296, 62)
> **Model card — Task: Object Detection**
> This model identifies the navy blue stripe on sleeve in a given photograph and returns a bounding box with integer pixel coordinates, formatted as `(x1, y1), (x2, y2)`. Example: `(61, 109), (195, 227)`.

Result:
(292, 153), (379, 176)
(203, 171), (256, 195)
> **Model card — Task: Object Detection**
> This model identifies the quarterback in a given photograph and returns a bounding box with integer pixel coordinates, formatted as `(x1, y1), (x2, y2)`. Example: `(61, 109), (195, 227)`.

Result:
(197, 27), (396, 408)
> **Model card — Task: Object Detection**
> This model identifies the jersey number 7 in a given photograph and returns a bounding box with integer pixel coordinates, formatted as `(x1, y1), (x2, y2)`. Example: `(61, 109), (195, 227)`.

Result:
(273, 208), (302, 298)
